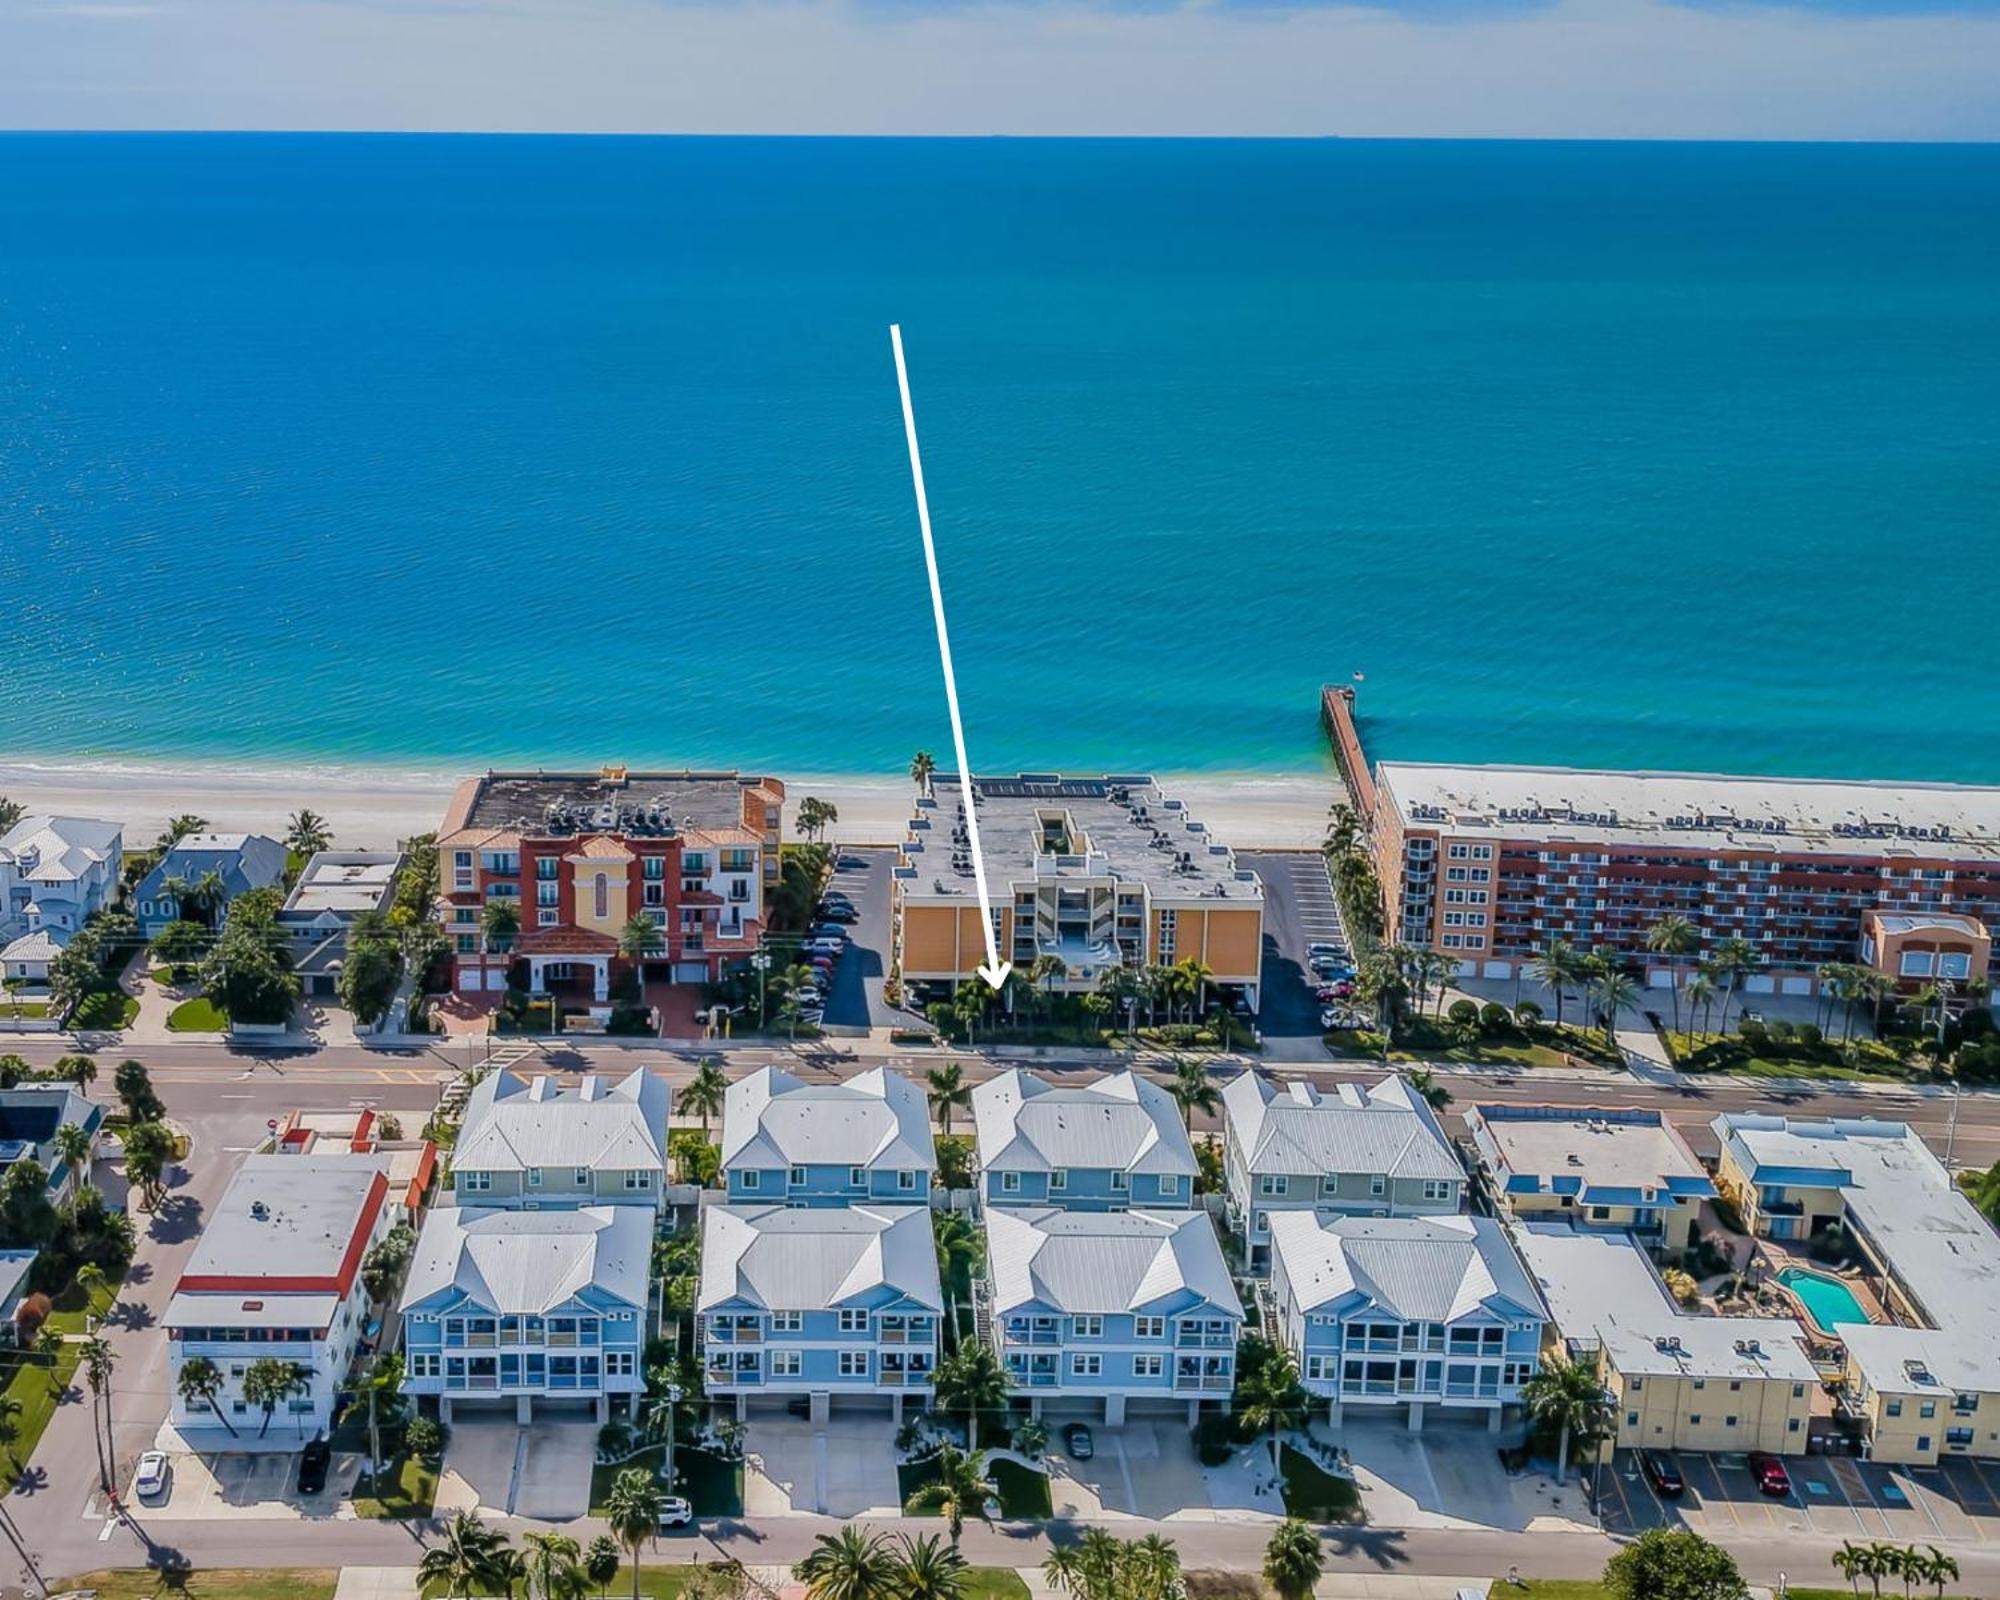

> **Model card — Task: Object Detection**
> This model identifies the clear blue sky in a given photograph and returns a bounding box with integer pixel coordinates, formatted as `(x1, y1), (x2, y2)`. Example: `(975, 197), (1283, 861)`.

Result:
(3, 0), (1998, 139)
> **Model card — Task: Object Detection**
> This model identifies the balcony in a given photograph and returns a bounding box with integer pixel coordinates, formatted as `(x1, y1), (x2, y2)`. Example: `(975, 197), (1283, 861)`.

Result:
(708, 1368), (763, 1387)
(1173, 1376), (1234, 1393)
(707, 1324), (763, 1343)
(1006, 1327), (1063, 1346)
(444, 1374), (502, 1391)
(878, 1370), (934, 1387)
(1175, 1331), (1238, 1349)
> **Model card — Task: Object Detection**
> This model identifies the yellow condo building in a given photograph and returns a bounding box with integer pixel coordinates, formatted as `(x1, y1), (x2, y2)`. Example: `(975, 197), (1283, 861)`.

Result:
(893, 775), (1265, 1006)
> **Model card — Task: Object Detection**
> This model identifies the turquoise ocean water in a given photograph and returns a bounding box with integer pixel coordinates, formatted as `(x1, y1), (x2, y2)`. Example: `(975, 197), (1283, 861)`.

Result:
(1, 135), (1996, 780)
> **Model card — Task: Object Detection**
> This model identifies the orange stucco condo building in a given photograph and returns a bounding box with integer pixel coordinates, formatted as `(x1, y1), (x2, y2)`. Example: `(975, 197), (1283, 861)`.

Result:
(1369, 763), (1999, 997)
(894, 775), (1265, 1007)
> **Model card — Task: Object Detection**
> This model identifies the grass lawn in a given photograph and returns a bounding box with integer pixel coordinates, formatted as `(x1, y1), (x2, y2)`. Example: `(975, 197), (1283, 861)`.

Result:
(1501, 1583), (1611, 1600)
(1278, 1444), (1362, 1523)
(427, 1569), (1025, 1600)
(1387, 1018), (1623, 1071)
(1, 1279), (118, 1491)
(959, 1572), (1031, 1600)
(72, 992), (140, 1029)
(592, 1443), (668, 1513)
(349, 1452), (438, 1519)
(674, 1445), (742, 1517)
(987, 1457), (1053, 1518)
(0, 1000), (51, 1020)
(166, 996), (229, 1032)
(1666, 1030), (1919, 1082)
(55, 1572), (339, 1600)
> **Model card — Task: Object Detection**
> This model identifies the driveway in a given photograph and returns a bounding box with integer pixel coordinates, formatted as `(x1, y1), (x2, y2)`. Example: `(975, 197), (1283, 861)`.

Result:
(1046, 1419), (1219, 1522)
(1339, 1420), (1594, 1534)
(436, 1418), (525, 1516)
(1241, 852), (1342, 1045)
(818, 849), (900, 1032)
(132, 1448), (357, 1521)
(743, 1416), (902, 1517)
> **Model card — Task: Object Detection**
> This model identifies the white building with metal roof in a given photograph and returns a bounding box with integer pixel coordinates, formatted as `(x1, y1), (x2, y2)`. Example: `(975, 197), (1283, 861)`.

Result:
(0, 815), (122, 980)
(698, 1203), (942, 1421)
(981, 1205), (1240, 1424)
(400, 1204), (654, 1422)
(720, 1066), (934, 1207)
(449, 1068), (666, 1209)
(1221, 1073), (1464, 1265)
(972, 1068), (1198, 1213)
(1268, 1212), (1544, 1432)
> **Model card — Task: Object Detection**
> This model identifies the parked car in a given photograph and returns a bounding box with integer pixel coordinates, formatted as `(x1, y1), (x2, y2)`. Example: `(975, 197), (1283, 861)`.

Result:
(1641, 1451), (1684, 1498)
(1320, 1006), (1358, 1030)
(1063, 1423), (1094, 1460)
(804, 940), (845, 958)
(658, 1496), (694, 1529)
(817, 902), (859, 923)
(1748, 1452), (1791, 1497)
(297, 1434), (333, 1496)
(133, 1451), (170, 1501)
(1307, 942), (1348, 960)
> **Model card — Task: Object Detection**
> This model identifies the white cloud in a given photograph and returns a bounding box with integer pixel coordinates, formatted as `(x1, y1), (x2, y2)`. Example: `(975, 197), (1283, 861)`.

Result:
(1, 0), (1996, 137)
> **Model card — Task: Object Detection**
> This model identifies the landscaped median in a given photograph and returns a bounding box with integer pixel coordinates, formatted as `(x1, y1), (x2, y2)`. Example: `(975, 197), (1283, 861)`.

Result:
(0, 1278), (117, 1492)
(55, 1574), (338, 1600)
(1665, 1023), (1925, 1083)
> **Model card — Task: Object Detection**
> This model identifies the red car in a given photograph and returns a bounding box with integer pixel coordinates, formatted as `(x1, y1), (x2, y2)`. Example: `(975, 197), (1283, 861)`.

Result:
(1747, 1452), (1791, 1497)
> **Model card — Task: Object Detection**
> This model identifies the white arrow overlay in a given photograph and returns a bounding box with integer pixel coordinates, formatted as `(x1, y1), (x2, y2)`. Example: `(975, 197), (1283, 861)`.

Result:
(889, 324), (1012, 993)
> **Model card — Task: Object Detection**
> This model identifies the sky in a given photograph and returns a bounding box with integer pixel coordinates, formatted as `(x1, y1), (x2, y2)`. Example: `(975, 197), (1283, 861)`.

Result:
(1, 0), (1998, 139)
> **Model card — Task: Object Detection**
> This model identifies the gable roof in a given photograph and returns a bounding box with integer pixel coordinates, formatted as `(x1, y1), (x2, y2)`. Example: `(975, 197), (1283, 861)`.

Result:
(972, 1069), (1197, 1179)
(1270, 1212), (1543, 1325)
(0, 816), (121, 883)
(454, 1068), (667, 1174)
(720, 1066), (934, 1172)
(985, 1206), (1240, 1318)
(140, 834), (288, 900)
(1222, 1071), (1461, 1183)
(697, 1203), (942, 1314)
(401, 1204), (653, 1315)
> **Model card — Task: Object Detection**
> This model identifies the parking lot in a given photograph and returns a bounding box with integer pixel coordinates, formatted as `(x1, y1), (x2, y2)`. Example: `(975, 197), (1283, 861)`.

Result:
(131, 1448), (355, 1521)
(1600, 1448), (2000, 1546)
(814, 848), (900, 1032)
(1242, 851), (1346, 1042)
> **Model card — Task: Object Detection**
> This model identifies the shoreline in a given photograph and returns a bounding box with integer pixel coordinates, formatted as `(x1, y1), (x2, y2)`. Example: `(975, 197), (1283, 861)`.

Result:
(0, 755), (1335, 852)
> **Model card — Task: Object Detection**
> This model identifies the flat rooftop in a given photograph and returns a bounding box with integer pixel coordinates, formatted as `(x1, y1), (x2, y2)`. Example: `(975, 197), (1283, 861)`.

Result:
(1715, 1115), (2000, 1395)
(283, 851), (401, 917)
(1470, 1105), (1715, 1207)
(180, 1156), (384, 1286)
(899, 775), (1263, 902)
(444, 770), (780, 845)
(1378, 762), (2000, 862)
(1512, 1222), (1816, 1382)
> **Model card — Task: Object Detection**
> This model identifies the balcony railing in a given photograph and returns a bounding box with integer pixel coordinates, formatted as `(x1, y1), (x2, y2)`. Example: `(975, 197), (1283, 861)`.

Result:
(1173, 1376), (1234, 1393)
(708, 1325), (763, 1342)
(708, 1368), (763, 1387)
(1175, 1332), (1237, 1349)
(878, 1371), (933, 1387)
(1006, 1328), (1063, 1346)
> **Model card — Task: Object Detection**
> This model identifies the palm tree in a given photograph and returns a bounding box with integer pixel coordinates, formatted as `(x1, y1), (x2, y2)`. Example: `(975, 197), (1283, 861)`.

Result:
(52, 1121), (92, 1186)
(242, 1356), (307, 1436)
(1644, 916), (1700, 1035)
(1522, 1356), (1611, 1482)
(417, 1511), (511, 1598)
(1922, 1546), (1958, 1599)
(1591, 969), (1640, 1049)
(890, 1533), (967, 1600)
(481, 897), (520, 954)
(1236, 1347), (1309, 1479)
(795, 1525), (897, 1600)
(929, 1341), (1010, 1444)
(931, 1209), (983, 1331)
(604, 1466), (666, 1600)
(175, 1354), (235, 1437)
(910, 752), (937, 799)
(1406, 1068), (1450, 1112)
(1530, 940), (1579, 1028)
(906, 1444), (992, 1549)
(79, 1334), (115, 1493)
(925, 1062), (972, 1137)
(1262, 1519), (1324, 1600)
(1684, 970), (1719, 1040)
(0, 1393), (22, 1450)
(285, 809), (333, 858)
(676, 1058), (728, 1138)
(158, 814), (208, 850)
(525, 1533), (584, 1600)
(617, 914), (665, 979)
(1324, 803), (1361, 861)
(359, 1351), (405, 1481)
(1832, 1542), (1865, 1598)
(1711, 935), (1760, 1033)
(584, 1537), (621, 1600)
(1164, 1057), (1219, 1132)
(1173, 958), (1215, 1025)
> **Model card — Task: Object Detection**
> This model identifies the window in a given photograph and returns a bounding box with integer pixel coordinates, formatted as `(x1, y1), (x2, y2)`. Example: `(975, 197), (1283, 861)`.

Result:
(575, 1167), (588, 1186)
(1627, 1412), (1638, 1428)
(1921, 1401), (1937, 1419)
(1258, 1175), (1287, 1197)
(624, 1170), (651, 1190)
(460, 1170), (491, 1192)
(592, 873), (610, 920)
(1691, 1379), (1705, 1391)
(1133, 1355), (1163, 1378)
(849, 1167), (866, 1188)
(741, 1170), (761, 1190)
(771, 1312), (803, 1333)
(1792, 1384), (1805, 1399)
(1000, 1171), (1022, 1193)
(1111, 1172), (1129, 1192)
(1051, 1170), (1068, 1191)
(1421, 1179), (1452, 1202)
(528, 1168), (543, 1187)
(789, 1166), (807, 1187)
(838, 1351), (869, 1377)
(1071, 1354), (1102, 1377)
(1688, 1414), (1702, 1426)
(1370, 1175), (1386, 1198)
(606, 1351), (635, 1377)
(1072, 1315), (1103, 1338)
(1134, 1316), (1165, 1339)
(1789, 1417), (1802, 1433)
(1725, 1415), (1739, 1428)
(770, 1351), (801, 1377)
(1886, 1399), (1904, 1418)
(838, 1309), (870, 1334)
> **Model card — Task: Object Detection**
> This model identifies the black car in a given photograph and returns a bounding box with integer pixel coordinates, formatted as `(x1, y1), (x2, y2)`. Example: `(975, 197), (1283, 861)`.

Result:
(818, 903), (859, 923)
(1641, 1451), (1684, 1498)
(1063, 1422), (1094, 1460)
(297, 1435), (333, 1496)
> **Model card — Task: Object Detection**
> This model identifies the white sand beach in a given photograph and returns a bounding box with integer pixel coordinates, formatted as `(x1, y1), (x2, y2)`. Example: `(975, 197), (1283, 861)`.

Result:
(0, 758), (1334, 852)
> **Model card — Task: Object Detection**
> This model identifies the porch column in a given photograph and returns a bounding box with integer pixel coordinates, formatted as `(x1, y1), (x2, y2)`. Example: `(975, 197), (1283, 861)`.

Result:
(893, 1392), (905, 1426)
(1104, 1393), (1126, 1427)
(809, 1392), (830, 1425)
(441, 1396), (455, 1425)
(1187, 1398), (1201, 1428)
(1326, 1397), (1343, 1432)
(517, 1394), (534, 1425)
(595, 1394), (609, 1424)
(528, 955), (545, 994)
(631, 1391), (643, 1422)
(1488, 1406), (1505, 1434)
(1407, 1400), (1425, 1433)
(1030, 1395), (1044, 1420)
(735, 1391), (748, 1422)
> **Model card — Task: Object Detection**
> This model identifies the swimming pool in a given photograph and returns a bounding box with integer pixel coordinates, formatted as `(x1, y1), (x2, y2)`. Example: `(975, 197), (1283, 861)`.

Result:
(1778, 1266), (1872, 1330)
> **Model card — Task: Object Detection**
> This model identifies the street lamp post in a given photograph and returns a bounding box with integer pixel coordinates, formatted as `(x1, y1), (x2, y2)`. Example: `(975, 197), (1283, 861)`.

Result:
(751, 953), (771, 1030)
(663, 1382), (684, 1492)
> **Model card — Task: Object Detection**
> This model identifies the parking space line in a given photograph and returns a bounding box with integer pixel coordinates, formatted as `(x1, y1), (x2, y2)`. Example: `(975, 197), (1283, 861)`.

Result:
(1830, 1455), (1897, 1537)
(1887, 1468), (1947, 1538)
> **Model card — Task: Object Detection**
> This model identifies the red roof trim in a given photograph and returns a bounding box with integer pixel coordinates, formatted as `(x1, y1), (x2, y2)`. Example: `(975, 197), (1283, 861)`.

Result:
(177, 1169), (388, 1298)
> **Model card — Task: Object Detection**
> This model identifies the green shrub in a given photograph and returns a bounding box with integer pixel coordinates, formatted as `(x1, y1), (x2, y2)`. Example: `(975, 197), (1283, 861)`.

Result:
(1446, 999), (1480, 1030)
(1515, 1000), (1543, 1025)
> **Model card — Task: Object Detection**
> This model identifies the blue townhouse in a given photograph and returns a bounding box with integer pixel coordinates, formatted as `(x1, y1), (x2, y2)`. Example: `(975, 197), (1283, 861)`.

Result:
(400, 1204), (653, 1423)
(133, 832), (288, 937)
(982, 1206), (1242, 1425)
(720, 1066), (933, 1206)
(1267, 1211), (1546, 1434)
(448, 1068), (667, 1210)
(698, 1203), (942, 1422)
(971, 1068), (1197, 1211)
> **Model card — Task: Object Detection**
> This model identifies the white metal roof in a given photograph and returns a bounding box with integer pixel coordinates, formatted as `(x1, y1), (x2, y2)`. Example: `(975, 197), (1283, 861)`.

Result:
(719, 1066), (934, 1173)
(454, 1068), (667, 1175)
(401, 1204), (653, 1315)
(984, 1206), (1240, 1318)
(1223, 1071), (1460, 1183)
(973, 1068), (1198, 1178)
(0, 816), (121, 881)
(1510, 1221), (1816, 1382)
(1269, 1212), (1543, 1325)
(697, 1203), (942, 1314)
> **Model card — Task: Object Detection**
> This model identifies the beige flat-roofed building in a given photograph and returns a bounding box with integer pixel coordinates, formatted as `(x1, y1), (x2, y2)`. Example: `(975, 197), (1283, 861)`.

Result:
(1368, 761), (2000, 995)
(1513, 1222), (1817, 1457)
(895, 775), (1264, 1004)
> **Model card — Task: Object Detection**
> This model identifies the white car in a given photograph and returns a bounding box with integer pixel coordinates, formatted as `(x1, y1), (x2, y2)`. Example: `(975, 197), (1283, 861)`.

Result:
(133, 1450), (170, 1501)
(658, 1495), (694, 1529)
